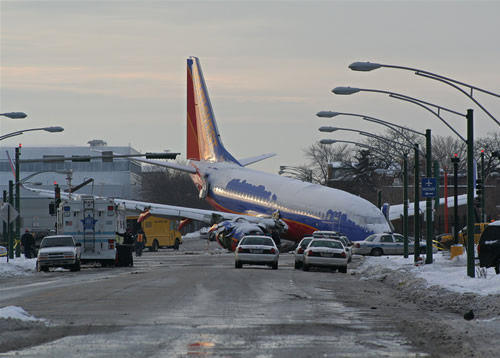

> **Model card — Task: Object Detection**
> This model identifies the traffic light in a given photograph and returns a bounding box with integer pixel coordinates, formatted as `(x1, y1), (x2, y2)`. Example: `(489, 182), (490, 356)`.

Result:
(49, 202), (55, 215)
(55, 184), (61, 208)
(476, 178), (483, 197)
(451, 154), (460, 164)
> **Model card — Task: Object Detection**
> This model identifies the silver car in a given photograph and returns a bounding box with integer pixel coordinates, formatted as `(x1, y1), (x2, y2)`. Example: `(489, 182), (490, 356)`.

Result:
(234, 235), (279, 270)
(303, 238), (348, 273)
(312, 231), (353, 262)
(294, 236), (313, 269)
(352, 233), (436, 256)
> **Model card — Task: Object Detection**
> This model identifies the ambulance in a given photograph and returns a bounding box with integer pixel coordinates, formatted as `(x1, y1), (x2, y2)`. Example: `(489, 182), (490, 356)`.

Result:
(57, 196), (126, 267)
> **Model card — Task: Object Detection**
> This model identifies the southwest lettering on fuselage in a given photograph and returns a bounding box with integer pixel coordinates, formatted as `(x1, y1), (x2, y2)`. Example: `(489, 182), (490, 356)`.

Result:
(186, 57), (391, 245)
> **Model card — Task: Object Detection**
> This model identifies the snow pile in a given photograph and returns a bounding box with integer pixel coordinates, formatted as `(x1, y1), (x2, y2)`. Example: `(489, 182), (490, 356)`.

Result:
(0, 306), (43, 322)
(356, 251), (500, 296)
(0, 257), (37, 277)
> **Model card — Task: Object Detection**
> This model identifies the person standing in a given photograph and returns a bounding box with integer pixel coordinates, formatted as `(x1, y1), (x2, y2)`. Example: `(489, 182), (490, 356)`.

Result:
(135, 227), (146, 257)
(21, 230), (35, 259)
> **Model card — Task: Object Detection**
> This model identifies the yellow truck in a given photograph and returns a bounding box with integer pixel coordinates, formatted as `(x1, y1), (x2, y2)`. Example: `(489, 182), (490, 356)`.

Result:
(437, 223), (490, 250)
(127, 215), (182, 251)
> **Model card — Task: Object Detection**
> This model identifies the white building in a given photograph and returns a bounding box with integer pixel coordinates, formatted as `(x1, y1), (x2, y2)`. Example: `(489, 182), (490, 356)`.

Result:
(0, 141), (142, 234)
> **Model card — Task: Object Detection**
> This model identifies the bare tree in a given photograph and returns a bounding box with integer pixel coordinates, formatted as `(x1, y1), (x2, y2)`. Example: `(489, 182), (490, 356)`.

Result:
(303, 142), (350, 184)
(140, 165), (212, 209)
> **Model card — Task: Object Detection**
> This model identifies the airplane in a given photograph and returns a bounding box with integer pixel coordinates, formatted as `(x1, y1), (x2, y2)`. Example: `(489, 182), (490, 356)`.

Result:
(113, 56), (393, 249)
(25, 56), (402, 251)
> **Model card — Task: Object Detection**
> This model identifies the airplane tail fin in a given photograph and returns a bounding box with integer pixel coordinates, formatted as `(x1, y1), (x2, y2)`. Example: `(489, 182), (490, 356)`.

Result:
(187, 57), (240, 164)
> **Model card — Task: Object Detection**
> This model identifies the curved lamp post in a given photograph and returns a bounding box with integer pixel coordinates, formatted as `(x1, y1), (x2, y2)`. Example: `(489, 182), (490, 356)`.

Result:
(0, 126), (64, 141)
(0, 112), (27, 119)
(348, 61), (500, 126)
(333, 86), (475, 276)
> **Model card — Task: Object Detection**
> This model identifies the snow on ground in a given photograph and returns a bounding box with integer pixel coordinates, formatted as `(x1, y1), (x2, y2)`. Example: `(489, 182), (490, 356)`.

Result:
(356, 252), (500, 296)
(0, 306), (45, 322)
(0, 256), (37, 278)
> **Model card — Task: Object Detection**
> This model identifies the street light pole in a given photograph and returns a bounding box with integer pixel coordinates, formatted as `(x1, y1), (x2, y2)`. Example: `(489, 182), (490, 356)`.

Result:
(425, 129), (433, 263)
(15, 146), (21, 258)
(451, 155), (460, 245)
(466, 109), (475, 277)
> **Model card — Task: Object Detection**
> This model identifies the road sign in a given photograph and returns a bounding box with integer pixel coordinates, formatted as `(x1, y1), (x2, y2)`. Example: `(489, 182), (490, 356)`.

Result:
(0, 203), (19, 224)
(421, 177), (437, 198)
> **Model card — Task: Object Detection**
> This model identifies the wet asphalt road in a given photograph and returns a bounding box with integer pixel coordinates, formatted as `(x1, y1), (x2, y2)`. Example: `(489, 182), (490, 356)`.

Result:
(0, 245), (428, 357)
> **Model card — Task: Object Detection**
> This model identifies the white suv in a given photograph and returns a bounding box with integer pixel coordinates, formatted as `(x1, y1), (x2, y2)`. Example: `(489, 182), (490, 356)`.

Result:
(37, 235), (81, 272)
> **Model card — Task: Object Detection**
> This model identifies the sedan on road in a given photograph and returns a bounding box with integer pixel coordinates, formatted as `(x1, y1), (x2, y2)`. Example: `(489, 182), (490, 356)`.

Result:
(352, 233), (436, 256)
(303, 238), (348, 273)
(234, 235), (279, 269)
(294, 236), (313, 269)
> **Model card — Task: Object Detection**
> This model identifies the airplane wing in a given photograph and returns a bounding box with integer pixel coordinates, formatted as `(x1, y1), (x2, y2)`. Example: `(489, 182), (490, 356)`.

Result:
(388, 194), (468, 221)
(125, 157), (197, 174)
(238, 153), (276, 166)
(23, 185), (288, 250)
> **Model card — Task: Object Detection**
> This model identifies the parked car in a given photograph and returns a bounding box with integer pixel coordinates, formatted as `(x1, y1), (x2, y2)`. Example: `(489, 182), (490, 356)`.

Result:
(234, 235), (279, 269)
(294, 236), (313, 269)
(303, 238), (348, 273)
(312, 230), (353, 262)
(478, 221), (500, 274)
(36, 235), (81, 272)
(352, 233), (436, 256)
(0, 245), (7, 257)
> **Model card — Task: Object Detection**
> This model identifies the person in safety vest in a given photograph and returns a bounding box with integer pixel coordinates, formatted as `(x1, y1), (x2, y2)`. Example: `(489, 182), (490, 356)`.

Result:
(135, 226), (147, 257)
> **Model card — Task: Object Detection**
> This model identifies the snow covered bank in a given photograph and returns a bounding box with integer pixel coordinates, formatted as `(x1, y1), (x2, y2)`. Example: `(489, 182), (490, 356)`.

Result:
(356, 251), (500, 296)
(0, 257), (37, 278)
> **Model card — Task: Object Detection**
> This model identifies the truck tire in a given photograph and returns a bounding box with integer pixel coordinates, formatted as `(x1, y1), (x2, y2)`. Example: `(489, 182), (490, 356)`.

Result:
(149, 240), (159, 252)
(70, 258), (81, 272)
(174, 238), (180, 250)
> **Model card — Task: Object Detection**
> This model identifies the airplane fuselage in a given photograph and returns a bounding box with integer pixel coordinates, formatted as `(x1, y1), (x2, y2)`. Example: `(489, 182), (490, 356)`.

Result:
(190, 161), (391, 242)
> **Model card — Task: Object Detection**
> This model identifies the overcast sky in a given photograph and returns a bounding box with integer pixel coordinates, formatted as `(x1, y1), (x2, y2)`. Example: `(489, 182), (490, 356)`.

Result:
(1, 0), (499, 174)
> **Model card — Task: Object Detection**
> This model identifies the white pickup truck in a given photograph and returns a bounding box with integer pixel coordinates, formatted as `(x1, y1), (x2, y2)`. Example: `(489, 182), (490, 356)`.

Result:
(36, 235), (82, 272)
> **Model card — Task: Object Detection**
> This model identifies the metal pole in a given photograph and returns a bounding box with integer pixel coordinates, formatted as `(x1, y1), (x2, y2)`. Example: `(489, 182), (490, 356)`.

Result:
(403, 153), (409, 258)
(452, 156), (459, 244)
(414, 144), (420, 263)
(425, 130), (433, 264)
(480, 150), (485, 222)
(466, 109), (475, 277)
(3, 191), (7, 261)
(15, 147), (21, 258)
(8, 180), (14, 260)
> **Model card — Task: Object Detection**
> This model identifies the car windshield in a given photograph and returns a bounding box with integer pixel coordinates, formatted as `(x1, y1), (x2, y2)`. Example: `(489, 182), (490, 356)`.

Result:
(300, 238), (312, 248)
(240, 237), (274, 246)
(40, 237), (75, 248)
(309, 240), (343, 249)
(365, 235), (376, 242)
